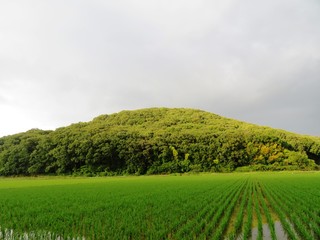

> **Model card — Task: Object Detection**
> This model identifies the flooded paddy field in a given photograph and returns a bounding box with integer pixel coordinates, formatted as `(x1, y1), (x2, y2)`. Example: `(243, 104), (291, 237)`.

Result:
(0, 172), (319, 239)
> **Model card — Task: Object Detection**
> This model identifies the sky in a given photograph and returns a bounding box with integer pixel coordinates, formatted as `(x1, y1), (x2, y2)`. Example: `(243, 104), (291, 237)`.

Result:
(0, 0), (320, 137)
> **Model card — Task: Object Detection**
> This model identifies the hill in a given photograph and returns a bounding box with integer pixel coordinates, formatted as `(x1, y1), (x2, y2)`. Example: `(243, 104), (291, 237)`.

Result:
(0, 108), (319, 176)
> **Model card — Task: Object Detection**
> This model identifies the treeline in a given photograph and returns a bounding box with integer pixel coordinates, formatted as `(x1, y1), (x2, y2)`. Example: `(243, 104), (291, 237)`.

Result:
(0, 108), (319, 176)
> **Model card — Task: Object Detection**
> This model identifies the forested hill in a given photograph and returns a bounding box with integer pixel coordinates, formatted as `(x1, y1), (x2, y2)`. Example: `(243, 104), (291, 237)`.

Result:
(0, 108), (320, 176)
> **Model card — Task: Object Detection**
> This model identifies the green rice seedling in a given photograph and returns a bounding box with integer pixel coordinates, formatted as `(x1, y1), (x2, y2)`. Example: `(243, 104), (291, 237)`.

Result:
(253, 182), (263, 240)
(265, 181), (320, 239)
(260, 183), (298, 240)
(256, 183), (277, 240)
(0, 173), (320, 239)
(227, 180), (249, 240)
(174, 180), (239, 239)
(211, 181), (247, 240)
(173, 180), (238, 231)
(264, 183), (314, 240)
(198, 180), (246, 239)
(274, 188), (319, 238)
(0, 227), (85, 240)
(242, 181), (253, 239)
(186, 180), (245, 238)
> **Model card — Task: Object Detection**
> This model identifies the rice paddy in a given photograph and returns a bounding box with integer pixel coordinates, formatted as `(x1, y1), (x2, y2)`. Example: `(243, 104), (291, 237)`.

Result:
(0, 172), (319, 239)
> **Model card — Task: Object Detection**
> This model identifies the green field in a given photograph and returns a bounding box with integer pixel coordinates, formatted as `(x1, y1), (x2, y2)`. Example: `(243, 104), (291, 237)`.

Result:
(0, 172), (320, 239)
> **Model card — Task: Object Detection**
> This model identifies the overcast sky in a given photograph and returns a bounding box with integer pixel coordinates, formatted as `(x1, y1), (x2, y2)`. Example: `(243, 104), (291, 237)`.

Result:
(1, 0), (320, 137)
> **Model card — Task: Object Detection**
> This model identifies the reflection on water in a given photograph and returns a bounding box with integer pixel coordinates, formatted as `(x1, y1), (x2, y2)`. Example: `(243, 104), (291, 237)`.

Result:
(251, 221), (287, 240)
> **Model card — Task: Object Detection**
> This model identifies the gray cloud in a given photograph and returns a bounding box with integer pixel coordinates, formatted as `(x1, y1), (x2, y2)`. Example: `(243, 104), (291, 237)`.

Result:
(0, 0), (320, 136)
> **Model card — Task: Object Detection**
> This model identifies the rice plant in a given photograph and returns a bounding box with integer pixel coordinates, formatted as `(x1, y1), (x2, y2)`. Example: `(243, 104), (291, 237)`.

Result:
(0, 172), (319, 239)
(253, 182), (263, 240)
(242, 181), (253, 239)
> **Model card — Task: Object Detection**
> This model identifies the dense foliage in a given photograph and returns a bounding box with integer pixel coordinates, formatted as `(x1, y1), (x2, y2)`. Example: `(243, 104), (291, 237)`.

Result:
(0, 108), (319, 176)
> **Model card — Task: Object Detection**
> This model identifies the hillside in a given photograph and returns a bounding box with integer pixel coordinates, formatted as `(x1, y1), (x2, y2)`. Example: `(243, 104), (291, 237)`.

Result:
(0, 108), (319, 176)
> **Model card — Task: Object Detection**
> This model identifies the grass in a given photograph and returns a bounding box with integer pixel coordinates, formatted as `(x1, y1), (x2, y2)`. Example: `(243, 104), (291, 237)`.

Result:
(0, 172), (320, 239)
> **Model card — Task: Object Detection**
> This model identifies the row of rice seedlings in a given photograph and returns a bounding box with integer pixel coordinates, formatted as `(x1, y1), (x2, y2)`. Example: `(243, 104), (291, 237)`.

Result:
(263, 183), (315, 240)
(0, 186), (119, 239)
(121, 184), (205, 239)
(173, 180), (241, 239)
(265, 181), (320, 238)
(162, 177), (245, 238)
(110, 176), (243, 239)
(170, 179), (240, 239)
(268, 175), (320, 215)
(139, 177), (250, 239)
(189, 180), (245, 239)
(70, 182), (159, 237)
(253, 182), (263, 240)
(266, 188), (307, 240)
(294, 204), (320, 238)
(286, 190), (320, 226)
(0, 226), (85, 240)
(197, 179), (247, 239)
(167, 195), (210, 236)
(242, 180), (253, 239)
(211, 180), (249, 240)
(266, 182), (320, 219)
(227, 179), (250, 240)
(2, 173), (319, 239)
(0, 176), (251, 239)
(259, 183), (298, 240)
(1, 176), (220, 238)
(157, 189), (212, 238)
(255, 183), (277, 240)
(0, 177), (221, 239)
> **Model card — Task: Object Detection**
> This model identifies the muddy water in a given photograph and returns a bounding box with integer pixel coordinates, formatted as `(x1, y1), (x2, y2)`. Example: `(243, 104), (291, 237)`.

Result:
(251, 221), (287, 240)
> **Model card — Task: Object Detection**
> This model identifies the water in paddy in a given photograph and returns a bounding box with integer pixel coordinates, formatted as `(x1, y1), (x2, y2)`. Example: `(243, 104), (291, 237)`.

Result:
(251, 221), (287, 240)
